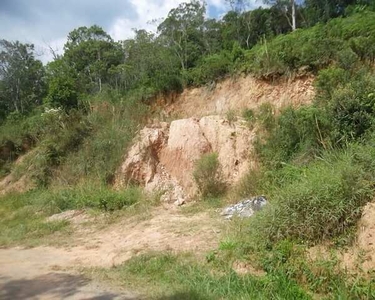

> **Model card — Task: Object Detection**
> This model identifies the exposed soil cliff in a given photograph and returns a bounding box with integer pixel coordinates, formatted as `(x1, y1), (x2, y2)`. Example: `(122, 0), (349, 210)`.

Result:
(115, 116), (256, 204)
(159, 75), (314, 118)
(116, 75), (315, 203)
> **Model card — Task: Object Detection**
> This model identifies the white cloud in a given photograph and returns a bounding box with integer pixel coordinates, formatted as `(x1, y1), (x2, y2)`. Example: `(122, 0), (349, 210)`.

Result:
(109, 0), (184, 41)
(0, 0), (235, 63)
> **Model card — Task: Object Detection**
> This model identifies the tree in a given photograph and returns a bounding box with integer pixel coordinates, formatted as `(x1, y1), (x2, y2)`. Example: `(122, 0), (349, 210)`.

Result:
(112, 29), (182, 96)
(45, 58), (79, 109)
(158, 0), (206, 70)
(0, 40), (45, 115)
(302, 0), (360, 26)
(266, 0), (297, 30)
(64, 25), (123, 93)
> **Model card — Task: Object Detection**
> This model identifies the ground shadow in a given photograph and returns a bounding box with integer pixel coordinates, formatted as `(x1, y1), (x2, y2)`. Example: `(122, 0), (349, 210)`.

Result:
(0, 272), (120, 300)
(155, 290), (212, 300)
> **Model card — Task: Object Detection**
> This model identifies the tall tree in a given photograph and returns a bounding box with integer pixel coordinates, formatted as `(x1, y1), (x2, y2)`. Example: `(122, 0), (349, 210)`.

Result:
(0, 40), (45, 115)
(158, 0), (206, 70)
(64, 25), (122, 93)
(266, 0), (298, 30)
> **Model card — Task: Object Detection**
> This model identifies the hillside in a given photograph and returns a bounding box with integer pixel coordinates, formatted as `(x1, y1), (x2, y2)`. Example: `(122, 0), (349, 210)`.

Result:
(2, 3), (375, 299)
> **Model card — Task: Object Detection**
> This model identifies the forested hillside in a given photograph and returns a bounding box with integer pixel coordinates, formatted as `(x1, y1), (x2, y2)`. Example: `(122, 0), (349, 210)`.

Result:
(2, 0), (375, 299)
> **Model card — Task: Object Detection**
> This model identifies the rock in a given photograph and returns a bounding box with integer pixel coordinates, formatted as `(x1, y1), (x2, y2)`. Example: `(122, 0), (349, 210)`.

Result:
(114, 116), (256, 204)
(47, 210), (90, 225)
(114, 123), (169, 188)
(221, 196), (267, 219)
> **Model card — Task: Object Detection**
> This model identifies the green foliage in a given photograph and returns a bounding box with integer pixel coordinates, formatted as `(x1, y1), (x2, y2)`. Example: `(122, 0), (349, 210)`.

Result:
(327, 74), (375, 142)
(193, 153), (226, 198)
(314, 66), (350, 102)
(54, 94), (148, 185)
(11, 109), (91, 186)
(244, 145), (375, 247)
(98, 187), (142, 211)
(243, 11), (375, 77)
(242, 108), (255, 123)
(107, 252), (310, 299)
(64, 25), (123, 93)
(0, 40), (45, 115)
(0, 191), (70, 247)
(0, 185), (142, 246)
(157, 0), (207, 70)
(257, 105), (331, 168)
(45, 58), (79, 109)
(184, 52), (233, 86)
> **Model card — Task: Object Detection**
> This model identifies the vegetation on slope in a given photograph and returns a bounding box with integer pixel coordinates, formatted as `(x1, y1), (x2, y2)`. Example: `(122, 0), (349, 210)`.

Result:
(1, 0), (375, 299)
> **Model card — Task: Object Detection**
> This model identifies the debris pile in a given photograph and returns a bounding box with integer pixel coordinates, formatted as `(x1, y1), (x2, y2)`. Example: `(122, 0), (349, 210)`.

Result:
(221, 196), (267, 219)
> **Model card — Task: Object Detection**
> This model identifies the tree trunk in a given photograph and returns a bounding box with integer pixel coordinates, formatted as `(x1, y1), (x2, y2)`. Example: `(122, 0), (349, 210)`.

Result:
(291, 0), (296, 31)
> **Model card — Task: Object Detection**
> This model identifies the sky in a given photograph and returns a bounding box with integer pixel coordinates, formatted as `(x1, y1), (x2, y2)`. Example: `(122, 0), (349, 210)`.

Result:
(0, 0), (260, 63)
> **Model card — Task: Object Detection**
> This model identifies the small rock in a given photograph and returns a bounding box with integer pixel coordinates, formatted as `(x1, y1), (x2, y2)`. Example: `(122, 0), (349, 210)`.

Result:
(221, 196), (267, 219)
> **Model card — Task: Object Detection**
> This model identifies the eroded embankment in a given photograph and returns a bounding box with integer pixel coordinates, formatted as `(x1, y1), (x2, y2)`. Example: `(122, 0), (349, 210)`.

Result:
(116, 75), (315, 204)
(158, 75), (314, 118)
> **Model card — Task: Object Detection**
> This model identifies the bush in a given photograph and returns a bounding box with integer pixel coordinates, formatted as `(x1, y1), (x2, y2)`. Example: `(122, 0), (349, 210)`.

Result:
(193, 153), (226, 198)
(184, 52), (233, 86)
(328, 76), (375, 142)
(314, 67), (349, 103)
(53, 96), (148, 185)
(256, 105), (332, 168)
(243, 11), (375, 77)
(247, 145), (375, 247)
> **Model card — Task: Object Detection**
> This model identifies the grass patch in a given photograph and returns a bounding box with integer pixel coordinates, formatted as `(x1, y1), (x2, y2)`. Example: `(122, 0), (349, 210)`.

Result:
(88, 248), (375, 299)
(236, 144), (375, 248)
(0, 191), (71, 247)
(89, 252), (311, 300)
(0, 185), (144, 247)
(193, 153), (226, 198)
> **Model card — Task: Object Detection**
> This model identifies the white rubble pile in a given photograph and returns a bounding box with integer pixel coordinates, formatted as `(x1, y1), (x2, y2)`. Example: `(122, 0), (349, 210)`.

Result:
(221, 196), (267, 219)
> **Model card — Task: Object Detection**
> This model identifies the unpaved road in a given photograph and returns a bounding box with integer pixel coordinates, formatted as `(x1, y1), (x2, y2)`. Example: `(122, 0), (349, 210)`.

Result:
(0, 208), (222, 300)
(0, 248), (138, 300)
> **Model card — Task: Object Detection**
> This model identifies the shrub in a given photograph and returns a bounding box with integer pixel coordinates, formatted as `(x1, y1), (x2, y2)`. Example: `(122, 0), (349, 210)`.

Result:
(243, 11), (375, 77)
(257, 105), (331, 167)
(320, 69), (375, 143)
(256, 103), (275, 131)
(193, 153), (226, 198)
(53, 97), (148, 185)
(225, 110), (237, 124)
(247, 145), (375, 247)
(242, 109), (255, 123)
(184, 52), (233, 86)
(314, 67), (349, 103)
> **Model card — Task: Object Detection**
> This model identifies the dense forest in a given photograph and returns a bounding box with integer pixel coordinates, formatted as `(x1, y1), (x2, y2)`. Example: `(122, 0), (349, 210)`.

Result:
(2, 0), (375, 298)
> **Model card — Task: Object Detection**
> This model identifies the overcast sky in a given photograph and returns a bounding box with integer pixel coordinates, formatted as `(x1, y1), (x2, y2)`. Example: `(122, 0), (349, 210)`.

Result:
(0, 0), (259, 63)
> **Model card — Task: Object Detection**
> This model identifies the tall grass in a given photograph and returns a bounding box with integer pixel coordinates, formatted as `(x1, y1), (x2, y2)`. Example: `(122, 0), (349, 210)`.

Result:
(99, 252), (310, 300)
(0, 185), (144, 246)
(53, 95), (148, 185)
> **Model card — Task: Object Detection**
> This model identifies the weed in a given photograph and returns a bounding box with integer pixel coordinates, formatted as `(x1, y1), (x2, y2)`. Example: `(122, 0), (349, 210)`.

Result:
(225, 110), (237, 124)
(193, 153), (226, 198)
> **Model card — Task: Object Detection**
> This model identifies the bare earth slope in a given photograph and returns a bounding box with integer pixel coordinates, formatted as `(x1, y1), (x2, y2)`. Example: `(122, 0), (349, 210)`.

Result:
(161, 75), (314, 118)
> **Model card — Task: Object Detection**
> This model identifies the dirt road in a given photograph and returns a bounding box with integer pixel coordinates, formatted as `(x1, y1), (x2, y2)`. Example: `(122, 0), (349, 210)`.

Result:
(0, 247), (138, 300)
(0, 208), (222, 300)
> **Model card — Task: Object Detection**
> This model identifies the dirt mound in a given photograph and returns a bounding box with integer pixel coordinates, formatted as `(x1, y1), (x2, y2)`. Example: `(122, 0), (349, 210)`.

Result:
(309, 202), (375, 274)
(160, 75), (314, 118)
(340, 202), (375, 272)
(115, 116), (255, 203)
(0, 153), (34, 196)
